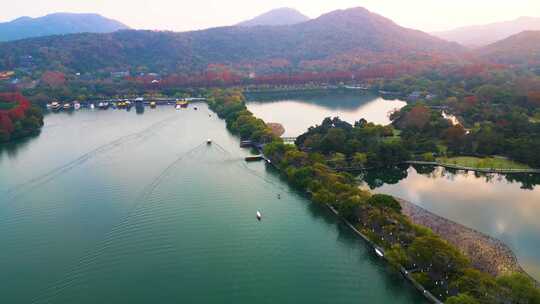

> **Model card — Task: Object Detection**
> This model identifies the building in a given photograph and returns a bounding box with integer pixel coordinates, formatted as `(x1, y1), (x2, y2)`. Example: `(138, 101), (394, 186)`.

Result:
(407, 91), (423, 102)
(0, 71), (15, 81)
(111, 71), (130, 78)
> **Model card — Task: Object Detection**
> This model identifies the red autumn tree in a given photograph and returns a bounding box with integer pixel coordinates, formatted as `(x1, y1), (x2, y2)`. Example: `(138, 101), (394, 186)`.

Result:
(403, 105), (431, 129)
(41, 71), (66, 87)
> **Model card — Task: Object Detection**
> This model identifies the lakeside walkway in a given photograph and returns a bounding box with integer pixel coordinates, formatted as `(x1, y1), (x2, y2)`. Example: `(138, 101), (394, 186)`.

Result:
(406, 161), (540, 174)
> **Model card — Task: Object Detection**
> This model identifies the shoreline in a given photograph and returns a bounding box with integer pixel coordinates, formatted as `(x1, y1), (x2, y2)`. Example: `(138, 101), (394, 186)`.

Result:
(405, 160), (540, 174)
(323, 203), (443, 304)
(396, 198), (538, 284)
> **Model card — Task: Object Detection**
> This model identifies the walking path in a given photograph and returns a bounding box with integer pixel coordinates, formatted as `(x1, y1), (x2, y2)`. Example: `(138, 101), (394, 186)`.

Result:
(405, 161), (540, 174)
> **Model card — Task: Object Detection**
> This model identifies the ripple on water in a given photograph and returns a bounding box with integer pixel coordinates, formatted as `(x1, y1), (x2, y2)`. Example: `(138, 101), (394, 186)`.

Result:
(1, 107), (425, 304)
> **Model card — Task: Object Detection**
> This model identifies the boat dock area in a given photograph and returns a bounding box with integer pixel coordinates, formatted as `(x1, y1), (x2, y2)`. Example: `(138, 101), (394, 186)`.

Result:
(46, 97), (208, 112)
(90, 97), (207, 106)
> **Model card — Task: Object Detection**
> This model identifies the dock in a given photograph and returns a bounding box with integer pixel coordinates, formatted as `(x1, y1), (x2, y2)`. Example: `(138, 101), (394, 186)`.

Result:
(245, 155), (264, 162)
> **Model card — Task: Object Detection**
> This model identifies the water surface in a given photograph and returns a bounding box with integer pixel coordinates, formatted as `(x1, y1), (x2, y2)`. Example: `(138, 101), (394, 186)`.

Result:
(364, 165), (540, 280)
(246, 91), (406, 137)
(0, 106), (424, 303)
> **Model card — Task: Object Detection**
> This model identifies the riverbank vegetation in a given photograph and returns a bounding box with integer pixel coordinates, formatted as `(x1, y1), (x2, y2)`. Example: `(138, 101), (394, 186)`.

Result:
(0, 92), (44, 143)
(374, 69), (540, 168)
(208, 89), (540, 304)
(391, 103), (540, 169)
(292, 104), (539, 172)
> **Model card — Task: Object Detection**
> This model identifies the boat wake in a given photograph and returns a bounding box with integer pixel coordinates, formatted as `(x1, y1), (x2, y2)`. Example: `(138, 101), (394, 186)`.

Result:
(4, 115), (178, 201)
(27, 141), (212, 303)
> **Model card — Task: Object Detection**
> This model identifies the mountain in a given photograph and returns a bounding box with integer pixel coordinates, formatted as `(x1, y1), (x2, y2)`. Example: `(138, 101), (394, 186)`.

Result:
(433, 16), (540, 48)
(237, 7), (310, 27)
(0, 7), (463, 75)
(478, 31), (540, 65)
(0, 13), (129, 42)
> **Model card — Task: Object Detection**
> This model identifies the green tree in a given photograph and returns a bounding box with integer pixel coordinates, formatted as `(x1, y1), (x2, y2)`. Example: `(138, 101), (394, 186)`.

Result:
(496, 273), (540, 304)
(445, 293), (479, 304)
(320, 128), (346, 153)
(368, 194), (402, 213)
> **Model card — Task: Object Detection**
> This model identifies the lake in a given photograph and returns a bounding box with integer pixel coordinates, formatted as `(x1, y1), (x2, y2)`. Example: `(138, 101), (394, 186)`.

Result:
(247, 91), (540, 280)
(0, 105), (425, 303)
(362, 165), (540, 281)
(246, 91), (406, 137)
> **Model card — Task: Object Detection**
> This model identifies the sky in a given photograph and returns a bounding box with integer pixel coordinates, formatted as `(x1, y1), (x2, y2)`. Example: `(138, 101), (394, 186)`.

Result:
(1, 0), (540, 32)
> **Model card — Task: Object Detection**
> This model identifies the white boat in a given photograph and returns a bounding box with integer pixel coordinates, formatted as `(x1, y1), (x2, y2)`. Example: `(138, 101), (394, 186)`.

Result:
(98, 102), (109, 110)
(256, 211), (262, 220)
(175, 104), (182, 110)
(63, 103), (72, 110)
(50, 102), (61, 111)
(90, 103), (95, 110)
(73, 102), (81, 110)
(206, 139), (212, 145)
(374, 248), (384, 257)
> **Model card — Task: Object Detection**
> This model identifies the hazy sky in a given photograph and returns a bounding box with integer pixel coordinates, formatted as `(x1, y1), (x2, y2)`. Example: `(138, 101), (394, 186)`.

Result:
(2, 0), (540, 32)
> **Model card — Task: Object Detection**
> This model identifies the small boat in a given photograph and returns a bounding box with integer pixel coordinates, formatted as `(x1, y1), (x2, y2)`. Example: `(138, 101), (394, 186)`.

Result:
(178, 100), (188, 108)
(73, 102), (81, 110)
(98, 102), (109, 110)
(194, 106), (198, 110)
(175, 104), (182, 110)
(150, 101), (157, 108)
(90, 103), (95, 110)
(207, 139), (212, 145)
(256, 211), (262, 221)
(50, 101), (61, 111)
(374, 247), (384, 258)
(63, 103), (72, 110)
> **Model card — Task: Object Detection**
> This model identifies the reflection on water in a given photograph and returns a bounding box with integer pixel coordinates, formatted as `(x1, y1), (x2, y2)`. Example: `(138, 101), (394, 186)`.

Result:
(246, 91), (406, 137)
(0, 134), (41, 160)
(362, 165), (540, 280)
(0, 106), (425, 303)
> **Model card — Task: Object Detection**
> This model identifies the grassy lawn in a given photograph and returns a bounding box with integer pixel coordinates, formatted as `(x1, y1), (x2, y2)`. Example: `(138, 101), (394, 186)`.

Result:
(436, 156), (531, 170)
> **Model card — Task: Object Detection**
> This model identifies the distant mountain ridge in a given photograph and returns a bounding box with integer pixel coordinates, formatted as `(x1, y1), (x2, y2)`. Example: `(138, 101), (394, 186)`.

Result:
(0, 7), (463, 76)
(237, 7), (310, 27)
(0, 13), (129, 42)
(478, 31), (540, 65)
(433, 16), (540, 48)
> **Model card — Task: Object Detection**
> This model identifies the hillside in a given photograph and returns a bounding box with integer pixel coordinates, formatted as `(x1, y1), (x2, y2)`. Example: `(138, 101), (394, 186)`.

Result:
(0, 13), (129, 42)
(478, 31), (540, 65)
(433, 16), (540, 48)
(237, 8), (309, 26)
(0, 7), (463, 76)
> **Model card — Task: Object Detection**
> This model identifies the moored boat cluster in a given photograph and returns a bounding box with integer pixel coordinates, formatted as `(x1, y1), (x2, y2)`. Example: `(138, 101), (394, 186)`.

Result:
(46, 98), (195, 112)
